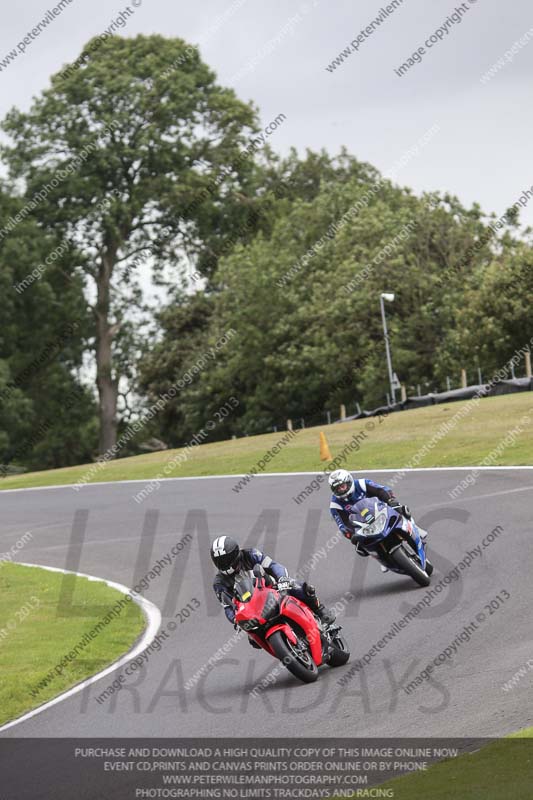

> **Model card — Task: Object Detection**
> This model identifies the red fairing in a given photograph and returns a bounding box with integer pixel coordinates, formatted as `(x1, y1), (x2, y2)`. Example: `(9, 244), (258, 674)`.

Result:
(234, 579), (279, 658)
(265, 622), (298, 644)
(234, 575), (324, 666)
(248, 630), (275, 656)
(270, 596), (323, 666)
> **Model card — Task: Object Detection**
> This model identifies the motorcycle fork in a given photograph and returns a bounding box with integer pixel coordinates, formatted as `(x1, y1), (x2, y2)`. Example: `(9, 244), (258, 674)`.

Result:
(378, 542), (396, 566)
(397, 530), (420, 556)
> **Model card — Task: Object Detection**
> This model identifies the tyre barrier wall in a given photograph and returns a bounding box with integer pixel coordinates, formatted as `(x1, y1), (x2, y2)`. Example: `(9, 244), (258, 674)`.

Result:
(341, 377), (533, 422)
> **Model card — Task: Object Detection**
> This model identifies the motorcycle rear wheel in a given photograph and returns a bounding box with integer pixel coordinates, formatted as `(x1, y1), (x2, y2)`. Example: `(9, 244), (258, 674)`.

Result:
(328, 634), (350, 667)
(268, 630), (319, 683)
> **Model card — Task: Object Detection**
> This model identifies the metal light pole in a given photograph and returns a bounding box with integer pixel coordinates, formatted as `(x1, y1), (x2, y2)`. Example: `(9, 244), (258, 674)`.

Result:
(380, 292), (396, 404)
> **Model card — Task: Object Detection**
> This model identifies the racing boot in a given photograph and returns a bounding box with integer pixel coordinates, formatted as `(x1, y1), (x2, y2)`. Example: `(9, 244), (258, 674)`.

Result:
(303, 582), (336, 625)
(316, 603), (337, 624)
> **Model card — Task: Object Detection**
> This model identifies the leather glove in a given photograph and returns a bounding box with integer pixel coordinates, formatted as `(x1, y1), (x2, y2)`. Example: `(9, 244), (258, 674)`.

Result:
(276, 577), (292, 593)
(388, 500), (411, 519)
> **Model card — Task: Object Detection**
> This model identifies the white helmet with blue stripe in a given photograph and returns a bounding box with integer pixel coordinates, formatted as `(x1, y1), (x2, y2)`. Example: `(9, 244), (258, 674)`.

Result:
(328, 469), (354, 499)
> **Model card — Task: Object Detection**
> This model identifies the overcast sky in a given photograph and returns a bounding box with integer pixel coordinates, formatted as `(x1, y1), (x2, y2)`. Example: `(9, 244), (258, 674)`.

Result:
(2, 0), (532, 230)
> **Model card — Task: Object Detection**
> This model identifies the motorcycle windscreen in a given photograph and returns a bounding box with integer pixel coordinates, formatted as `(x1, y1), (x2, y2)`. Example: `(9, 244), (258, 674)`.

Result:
(233, 571), (255, 603)
(348, 496), (382, 525)
(349, 498), (392, 543)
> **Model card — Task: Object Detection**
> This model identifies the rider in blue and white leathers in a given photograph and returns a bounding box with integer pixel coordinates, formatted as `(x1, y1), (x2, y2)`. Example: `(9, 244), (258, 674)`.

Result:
(328, 469), (426, 571)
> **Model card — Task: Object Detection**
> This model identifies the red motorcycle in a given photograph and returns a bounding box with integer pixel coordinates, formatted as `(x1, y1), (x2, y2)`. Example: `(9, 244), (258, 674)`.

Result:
(233, 565), (350, 683)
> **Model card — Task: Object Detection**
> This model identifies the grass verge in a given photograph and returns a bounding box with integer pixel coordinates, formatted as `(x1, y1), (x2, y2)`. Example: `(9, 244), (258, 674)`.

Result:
(357, 727), (533, 799)
(0, 562), (145, 726)
(0, 392), (532, 492)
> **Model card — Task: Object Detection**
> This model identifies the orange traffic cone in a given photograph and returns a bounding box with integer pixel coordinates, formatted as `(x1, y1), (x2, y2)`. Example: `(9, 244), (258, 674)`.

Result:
(319, 431), (333, 462)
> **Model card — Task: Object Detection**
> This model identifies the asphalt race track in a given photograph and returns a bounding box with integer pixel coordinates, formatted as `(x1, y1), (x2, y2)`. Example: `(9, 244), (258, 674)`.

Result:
(1, 468), (532, 739)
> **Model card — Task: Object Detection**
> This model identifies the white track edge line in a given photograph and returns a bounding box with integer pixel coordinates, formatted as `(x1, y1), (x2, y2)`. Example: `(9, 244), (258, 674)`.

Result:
(0, 562), (162, 734)
(1, 465), (533, 494)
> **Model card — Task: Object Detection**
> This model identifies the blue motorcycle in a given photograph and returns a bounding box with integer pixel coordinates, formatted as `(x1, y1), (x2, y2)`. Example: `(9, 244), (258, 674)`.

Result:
(348, 497), (433, 587)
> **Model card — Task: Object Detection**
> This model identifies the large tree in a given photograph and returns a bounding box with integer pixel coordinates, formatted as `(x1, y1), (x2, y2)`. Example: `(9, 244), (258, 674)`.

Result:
(2, 34), (258, 454)
(0, 186), (95, 472)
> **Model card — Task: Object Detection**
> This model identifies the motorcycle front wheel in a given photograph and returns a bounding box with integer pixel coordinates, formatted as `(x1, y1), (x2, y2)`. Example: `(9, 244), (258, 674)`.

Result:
(391, 545), (431, 587)
(268, 630), (319, 683)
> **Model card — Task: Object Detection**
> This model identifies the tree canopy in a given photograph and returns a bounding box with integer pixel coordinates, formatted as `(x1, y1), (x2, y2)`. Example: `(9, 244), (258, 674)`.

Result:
(1, 34), (258, 454)
(139, 153), (532, 440)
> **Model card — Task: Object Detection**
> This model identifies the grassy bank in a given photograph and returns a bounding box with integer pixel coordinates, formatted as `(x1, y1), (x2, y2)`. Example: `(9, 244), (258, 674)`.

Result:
(364, 727), (533, 799)
(0, 563), (145, 726)
(1, 392), (532, 491)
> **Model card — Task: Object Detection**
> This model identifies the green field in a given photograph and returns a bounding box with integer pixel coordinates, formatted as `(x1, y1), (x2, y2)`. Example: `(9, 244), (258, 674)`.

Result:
(0, 392), (532, 491)
(360, 727), (533, 799)
(0, 563), (145, 726)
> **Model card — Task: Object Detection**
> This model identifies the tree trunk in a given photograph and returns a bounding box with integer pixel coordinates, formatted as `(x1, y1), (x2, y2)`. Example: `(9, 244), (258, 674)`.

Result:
(95, 250), (119, 455)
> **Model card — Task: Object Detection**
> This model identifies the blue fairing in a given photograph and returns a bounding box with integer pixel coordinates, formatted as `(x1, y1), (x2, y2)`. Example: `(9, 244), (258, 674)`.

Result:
(348, 497), (426, 573)
(329, 478), (393, 538)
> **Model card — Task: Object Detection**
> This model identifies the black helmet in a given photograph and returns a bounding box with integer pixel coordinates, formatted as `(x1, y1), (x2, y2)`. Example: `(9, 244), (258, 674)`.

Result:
(210, 536), (241, 574)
